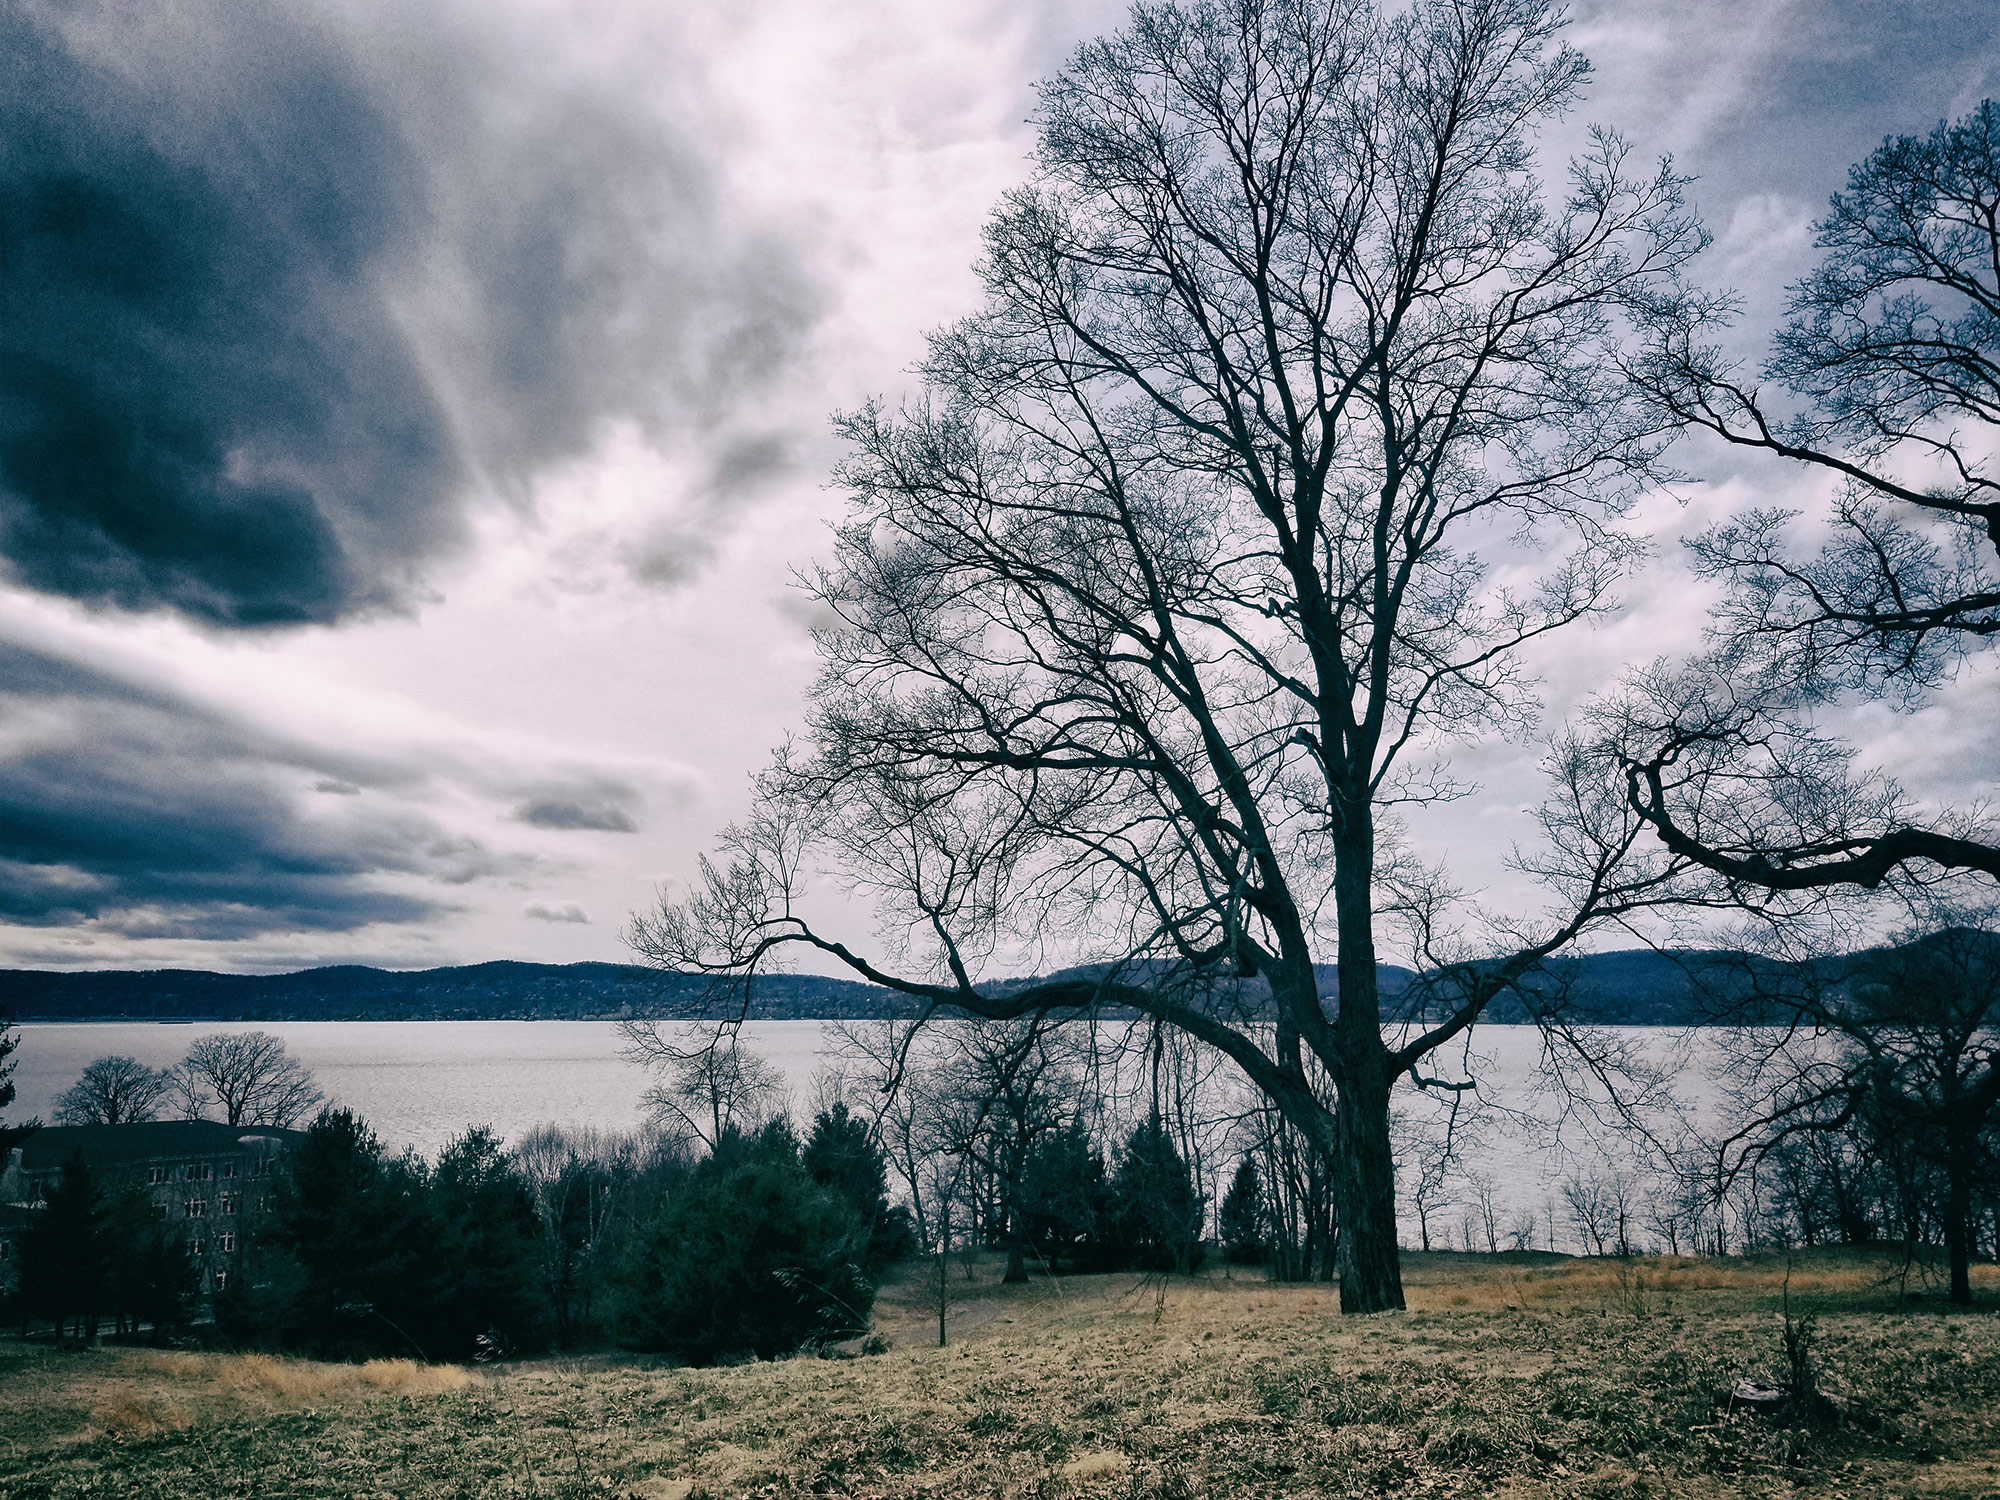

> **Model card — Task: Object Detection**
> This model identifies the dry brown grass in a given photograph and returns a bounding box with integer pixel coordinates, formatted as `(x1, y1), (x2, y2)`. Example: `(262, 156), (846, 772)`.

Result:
(1395, 1247), (1999, 1313)
(1, 1250), (1995, 1499)
(87, 1390), (195, 1441)
(129, 1349), (478, 1406)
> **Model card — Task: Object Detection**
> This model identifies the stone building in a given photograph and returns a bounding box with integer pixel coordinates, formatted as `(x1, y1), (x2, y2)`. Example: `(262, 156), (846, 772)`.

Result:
(0, 1120), (299, 1299)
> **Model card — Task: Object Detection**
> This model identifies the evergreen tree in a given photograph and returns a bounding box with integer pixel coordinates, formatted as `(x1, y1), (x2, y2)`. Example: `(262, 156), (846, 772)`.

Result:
(1018, 1118), (1111, 1271)
(618, 1121), (874, 1363)
(427, 1126), (547, 1358)
(1219, 1158), (1268, 1265)
(1109, 1117), (1205, 1273)
(20, 1158), (108, 1338)
(105, 1188), (199, 1335)
(803, 1103), (914, 1271)
(0, 1012), (34, 1155)
(268, 1108), (442, 1358)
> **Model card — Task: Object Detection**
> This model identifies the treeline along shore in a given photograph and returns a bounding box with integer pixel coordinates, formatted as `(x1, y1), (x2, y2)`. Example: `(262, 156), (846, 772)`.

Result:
(1, 950), (1745, 1024)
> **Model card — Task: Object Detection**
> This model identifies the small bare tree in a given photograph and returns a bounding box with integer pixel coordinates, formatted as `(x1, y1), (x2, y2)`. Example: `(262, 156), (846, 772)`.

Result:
(515, 1124), (667, 1345)
(621, 1030), (786, 1151)
(1468, 1173), (1502, 1254)
(55, 1055), (171, 1125)
(1561, 1170), (1613, 1256)
(171, 1032), (322, 1128)
(1506, 1209), (1537, 1252)
(1395, 1110), (1460, 1254)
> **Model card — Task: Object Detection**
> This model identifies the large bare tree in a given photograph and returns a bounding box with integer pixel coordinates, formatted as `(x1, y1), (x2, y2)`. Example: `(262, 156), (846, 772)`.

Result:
(631, 0), (1704, 1312)
(171, 1032), (322, 1129)
(1607, 101), (2000, 891)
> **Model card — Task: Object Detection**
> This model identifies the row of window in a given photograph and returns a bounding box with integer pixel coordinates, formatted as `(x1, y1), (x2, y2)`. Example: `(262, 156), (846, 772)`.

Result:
(188, 1233), (237, 1256)
(144, 1158), (275, 1186)
(152, 1194), (271, 1220)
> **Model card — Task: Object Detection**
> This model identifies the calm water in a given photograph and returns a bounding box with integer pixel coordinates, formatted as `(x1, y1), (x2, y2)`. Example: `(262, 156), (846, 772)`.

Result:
(8, 1020), (842, 1155)
(8, 1020), (1725, 1250)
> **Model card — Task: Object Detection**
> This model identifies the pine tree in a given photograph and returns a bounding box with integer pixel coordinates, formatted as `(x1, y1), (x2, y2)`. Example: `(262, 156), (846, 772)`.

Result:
(1018, 1118), (1110, 1271)
(20, 1158), (108, 1338)
(803, 1103), (914, 1271)
(1109, 1117), (1204, 1274)
(1219, 1159), (1268, 1265)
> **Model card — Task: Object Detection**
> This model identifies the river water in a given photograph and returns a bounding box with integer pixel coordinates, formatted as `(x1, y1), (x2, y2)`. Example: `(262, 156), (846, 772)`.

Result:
(7, 1020), (1731, 1253)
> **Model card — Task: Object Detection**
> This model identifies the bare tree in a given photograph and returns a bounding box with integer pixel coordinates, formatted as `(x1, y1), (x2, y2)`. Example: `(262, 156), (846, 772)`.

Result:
(171, 1032), (322, 1128)
(1709, 919), (2000, 1304)
(54, 1055), (171, 1126)
(1506, 1209), (1536, 1252)
(620, 1029), (786, 1151)
(628, 0), (1704, 1315)
(515, 1124), (668, 1344)
(1395, 1109), (1460, 1254)
(1608, 101), (2000, 893)
(1560, 1170), (1613, 1256)
(1468, 1173), (1501, 1254)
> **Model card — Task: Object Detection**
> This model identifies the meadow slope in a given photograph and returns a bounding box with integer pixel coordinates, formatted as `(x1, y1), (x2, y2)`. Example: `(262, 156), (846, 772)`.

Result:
(0, 1251), (1995, 1499)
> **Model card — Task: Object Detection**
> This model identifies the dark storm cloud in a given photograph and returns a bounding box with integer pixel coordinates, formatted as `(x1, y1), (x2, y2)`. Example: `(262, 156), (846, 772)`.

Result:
(511, 778), (642, 833)
(0, 1), (819, 628)
(0, 636), (531, 939)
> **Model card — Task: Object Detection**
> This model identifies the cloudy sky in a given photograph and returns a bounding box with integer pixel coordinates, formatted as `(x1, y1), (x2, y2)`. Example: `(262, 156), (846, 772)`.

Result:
(1, 0), (1994, 975)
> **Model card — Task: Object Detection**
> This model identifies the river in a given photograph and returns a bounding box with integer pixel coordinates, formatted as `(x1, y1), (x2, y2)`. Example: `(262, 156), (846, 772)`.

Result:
(6, 1019), (1731, 1253)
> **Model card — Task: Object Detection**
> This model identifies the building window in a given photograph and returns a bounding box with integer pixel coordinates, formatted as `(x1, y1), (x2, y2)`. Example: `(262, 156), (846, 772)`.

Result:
(186, 1199), (206, 1218)
(147, 1166), (165, 1185)
(214, 1270), (229, 1293)
(223, 1161), (237, 1178)
(190, 1238), (205, 1257)
(220, 1195), (237, 1215)
(153, 1202), (169, 1220)
(218, 1232), (235, 1253)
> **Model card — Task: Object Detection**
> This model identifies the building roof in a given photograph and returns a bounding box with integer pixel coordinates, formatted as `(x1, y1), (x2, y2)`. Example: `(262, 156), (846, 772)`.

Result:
(14, 1120), (301, 1171)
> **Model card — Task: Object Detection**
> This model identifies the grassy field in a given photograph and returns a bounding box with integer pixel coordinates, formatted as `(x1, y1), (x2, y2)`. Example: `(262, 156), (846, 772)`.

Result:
(0, 1250), (1995, 1499)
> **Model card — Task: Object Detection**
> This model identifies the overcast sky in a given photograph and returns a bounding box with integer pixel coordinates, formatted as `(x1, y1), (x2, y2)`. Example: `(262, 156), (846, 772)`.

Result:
(1, 0), (1994, 976)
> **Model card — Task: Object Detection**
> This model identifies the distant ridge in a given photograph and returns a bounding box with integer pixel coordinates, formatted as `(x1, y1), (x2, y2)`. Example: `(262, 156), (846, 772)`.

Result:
(0, 948), (1738, 1024)
(0, 961), (902, 1022)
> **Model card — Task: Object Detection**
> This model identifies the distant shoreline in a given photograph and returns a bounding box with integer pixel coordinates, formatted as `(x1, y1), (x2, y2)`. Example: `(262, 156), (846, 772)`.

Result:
(0, 947), (1743, 1027)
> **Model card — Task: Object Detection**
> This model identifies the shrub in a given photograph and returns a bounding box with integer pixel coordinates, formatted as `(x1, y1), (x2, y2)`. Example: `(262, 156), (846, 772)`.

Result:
(617, 1123), (875, 1362)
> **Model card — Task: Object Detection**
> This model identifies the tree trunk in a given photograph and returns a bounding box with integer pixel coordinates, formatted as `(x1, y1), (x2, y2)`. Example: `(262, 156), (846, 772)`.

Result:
(1329, 817), (1406, 1314)
(1002, 1237), (1027, 1284)
(1946, 1140), (1973, 1306)
(1332, 1065), (1405, 1312)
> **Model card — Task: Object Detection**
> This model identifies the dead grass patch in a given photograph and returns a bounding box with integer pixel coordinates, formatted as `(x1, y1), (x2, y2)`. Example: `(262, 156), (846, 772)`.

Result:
(1, 1250), (1994, 1499)
(88, 1390), (194, 1440)
(136, 1350), (476, 1406)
